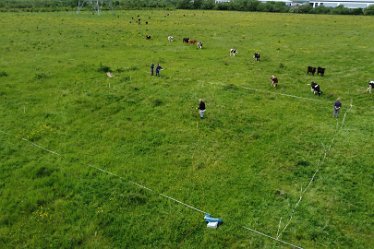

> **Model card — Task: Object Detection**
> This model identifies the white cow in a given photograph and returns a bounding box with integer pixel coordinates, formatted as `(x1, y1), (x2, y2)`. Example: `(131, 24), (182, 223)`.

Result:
(230, 48), (237, 56)
(168, 36), (174, 42)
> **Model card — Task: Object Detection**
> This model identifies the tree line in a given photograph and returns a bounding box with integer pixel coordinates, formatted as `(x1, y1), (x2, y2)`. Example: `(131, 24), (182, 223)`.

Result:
(1, 0), (373, 15)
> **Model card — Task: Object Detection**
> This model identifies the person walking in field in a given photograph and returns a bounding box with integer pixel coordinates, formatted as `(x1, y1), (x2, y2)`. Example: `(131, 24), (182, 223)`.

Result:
(155, 64), (163, 77)
(333, 98), (342, 118)
(150, 63), (154, 76)
(198, 99), (206, 119)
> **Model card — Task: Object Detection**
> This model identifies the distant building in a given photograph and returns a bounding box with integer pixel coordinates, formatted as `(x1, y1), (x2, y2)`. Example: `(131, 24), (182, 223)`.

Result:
(214, 0), (374, 8)
(308, 0), (374, 8)
(256, 0), (298, 6)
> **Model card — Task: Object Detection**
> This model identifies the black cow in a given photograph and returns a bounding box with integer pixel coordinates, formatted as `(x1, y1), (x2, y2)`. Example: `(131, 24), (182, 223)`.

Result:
(183, 37), (189, 43)
(311, 81), (322, 96)
(146, 35), (151, 40)
(271, 75), (278, 88)
(253, 52), (260, 61)
(307, 66), (316, 76)
(317, 67), (325, 76)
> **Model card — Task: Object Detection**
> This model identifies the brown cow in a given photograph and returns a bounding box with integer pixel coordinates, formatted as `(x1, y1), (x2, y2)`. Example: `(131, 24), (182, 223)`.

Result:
(188, 39), (197, 45)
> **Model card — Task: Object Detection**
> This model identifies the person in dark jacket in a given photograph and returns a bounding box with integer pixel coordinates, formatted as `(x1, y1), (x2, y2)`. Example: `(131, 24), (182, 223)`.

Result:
(150, 63), (154, 76)
(155, 64), (163, 77)
(198, 99), (206, 119)
(333, 98), (342, 118)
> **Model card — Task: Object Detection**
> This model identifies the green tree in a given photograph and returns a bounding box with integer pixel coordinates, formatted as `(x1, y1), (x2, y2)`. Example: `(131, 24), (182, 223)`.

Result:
(349, 7), (363, 15)
(312, 5), (332, 14)
(364, 5), (374, 15)
(201, 0), (215, 9)
(176, 0), (192, 9)
(331, 5), (350, 14)
(193, 0), (203, 9)
(289, 4), (313, 13)
(247, 0), (260, 11)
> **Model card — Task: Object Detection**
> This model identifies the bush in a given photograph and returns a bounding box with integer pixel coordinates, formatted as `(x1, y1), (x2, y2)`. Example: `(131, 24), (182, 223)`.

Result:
(216, 2), (230, 10)
(255, 2), (290, 12)
(201, 0), (215, 10)
(176, 0), (193, 9)
(312, 6), (332, 14)
(349, 8), (363, 15)
(97, 63), (112, 73)
(331, 5), (350, 15)
(34, 72), (49, 80)
(0, 71), (8, 77)
(289, 4), (313, 13)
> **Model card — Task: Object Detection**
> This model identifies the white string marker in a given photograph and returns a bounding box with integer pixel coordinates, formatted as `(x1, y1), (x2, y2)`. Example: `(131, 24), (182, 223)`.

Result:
(243, 226), (304, 249)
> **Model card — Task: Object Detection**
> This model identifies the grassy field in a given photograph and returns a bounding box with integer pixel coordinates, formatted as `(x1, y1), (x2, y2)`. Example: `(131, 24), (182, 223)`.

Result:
(0, 10), (373, 249)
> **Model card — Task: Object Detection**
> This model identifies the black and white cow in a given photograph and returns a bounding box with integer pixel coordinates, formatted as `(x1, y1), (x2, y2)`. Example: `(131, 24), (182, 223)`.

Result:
(317, 67), (325, 76)
(367, 80), (374, 93)
(307, 66), (316, 76)
(253, 52), (260, 61)
(310, 81), (322, 95)
(197, 41), (203, 49)
(230, 48), (237, 56)
(271, 75), (278, 88)
(168, 36), (174, 42)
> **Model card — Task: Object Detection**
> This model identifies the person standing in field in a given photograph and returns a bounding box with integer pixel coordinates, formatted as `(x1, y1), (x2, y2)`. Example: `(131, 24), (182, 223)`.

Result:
(150, 63), (154, 76)
(155, 64), (163, 77)
(198, 99), (206, 119)
(333, 98), (342, 118)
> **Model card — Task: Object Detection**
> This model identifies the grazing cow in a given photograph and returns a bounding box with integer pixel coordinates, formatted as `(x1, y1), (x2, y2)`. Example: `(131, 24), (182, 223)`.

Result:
(367, 80), (374, 93)
(271, 75), (278, 88)
(307, 66), (316, 76)
(230, 48), (237, 56)
(146, 35), (151, 40)
(317, 67), (325, 76)
(168, 36), (174, 42)
(188, 39), (197, 45)
(310, 81), (322, 96)
(253, 52), (260, 61)
(197, 41), (203, 49)
(183, 37), (189, 43)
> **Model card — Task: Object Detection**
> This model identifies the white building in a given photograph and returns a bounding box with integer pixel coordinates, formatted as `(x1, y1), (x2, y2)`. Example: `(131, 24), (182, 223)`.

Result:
(308, 0), (374, 8)
(214, 0), (374, 8)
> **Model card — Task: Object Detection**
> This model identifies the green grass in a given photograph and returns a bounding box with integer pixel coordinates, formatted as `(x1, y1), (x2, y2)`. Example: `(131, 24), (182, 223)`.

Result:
(0, 10), (373, 248)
